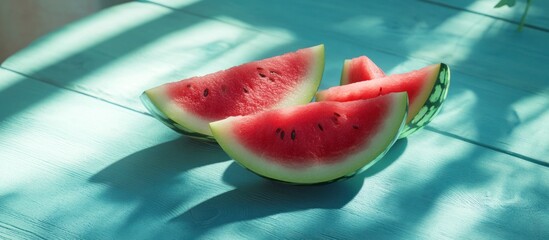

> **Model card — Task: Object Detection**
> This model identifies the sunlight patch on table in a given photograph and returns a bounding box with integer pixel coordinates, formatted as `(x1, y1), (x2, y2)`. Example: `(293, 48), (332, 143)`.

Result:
(511, 93), (549, 124)
(506, 95), (549, 157)
(331, 15), (387, 38)
(421, 198), (484, 238)
(2, 2), (170, 72)
(0, 70), (24, 91)
(0, 88), (174, 189)
(480, 159), (547, 208)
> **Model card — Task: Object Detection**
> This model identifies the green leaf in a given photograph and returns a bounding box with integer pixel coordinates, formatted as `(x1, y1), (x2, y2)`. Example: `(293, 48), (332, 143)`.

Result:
(494, 0), (517, 8)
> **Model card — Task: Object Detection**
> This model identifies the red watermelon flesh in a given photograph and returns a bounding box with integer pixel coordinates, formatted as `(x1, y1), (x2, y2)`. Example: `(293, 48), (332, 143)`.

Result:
(210, 92), (408, 184)
(340, 56), (385, 85)
(142, 45), (325, 139)
(317, 63), (450, 138)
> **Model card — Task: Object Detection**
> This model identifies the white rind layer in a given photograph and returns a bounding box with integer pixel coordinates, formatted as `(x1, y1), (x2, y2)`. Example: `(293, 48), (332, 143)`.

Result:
(210, 92), (408, 184)
(274, 45), (325, 109)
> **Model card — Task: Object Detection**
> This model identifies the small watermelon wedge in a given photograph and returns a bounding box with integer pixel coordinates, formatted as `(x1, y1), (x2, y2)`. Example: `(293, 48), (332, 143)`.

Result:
(141, 45), (325, 140)
(340, 56), (385, 85)
(210, 92), (408, 184)
(317, 63), (450, 138)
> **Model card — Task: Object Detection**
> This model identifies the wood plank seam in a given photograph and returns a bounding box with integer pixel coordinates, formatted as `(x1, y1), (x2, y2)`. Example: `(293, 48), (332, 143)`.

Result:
(424, 126), (549, 168)
(0, 66), (149, 117)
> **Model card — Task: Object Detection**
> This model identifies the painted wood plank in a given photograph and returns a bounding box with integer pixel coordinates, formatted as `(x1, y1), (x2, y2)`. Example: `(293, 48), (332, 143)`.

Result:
(428, 70), (549, 165)
(141, 0), (549, 95)
(0, 69), (228, 239)
(1, 1), (547, 163)
(423, 0), (549, 31)
(0, 69), (547, 239)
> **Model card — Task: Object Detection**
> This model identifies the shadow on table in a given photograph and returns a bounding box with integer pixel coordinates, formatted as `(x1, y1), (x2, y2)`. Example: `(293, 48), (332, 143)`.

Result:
(90, 137), (230, 199)
(169, 139), (408, 238)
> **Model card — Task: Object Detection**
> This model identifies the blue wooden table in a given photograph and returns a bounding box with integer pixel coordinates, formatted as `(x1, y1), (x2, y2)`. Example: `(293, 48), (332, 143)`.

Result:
(1, 0), (548, 239)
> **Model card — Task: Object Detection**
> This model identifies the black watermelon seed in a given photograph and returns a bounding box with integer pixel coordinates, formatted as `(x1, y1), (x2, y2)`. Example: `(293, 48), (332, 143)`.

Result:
(352, 125), (359, 129)
(318, 124), (324, 131)
(203, 88), (209, 97)
(259, 73), (266, 78)
(333, 112), (341, 117)
(275, 128), (281, 134)
(378, 87), (383, 96)
(280, 131), (285, 140)
(243, 87), (249, 93)
(268, 77), (275, 82)
(291, 130), (296, 140)
(257, 67), (264, 71)
(186, 84), (191, 88)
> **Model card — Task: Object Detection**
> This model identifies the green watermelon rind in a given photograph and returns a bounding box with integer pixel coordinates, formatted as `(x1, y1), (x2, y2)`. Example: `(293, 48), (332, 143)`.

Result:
(210, 92), (408, 185)
(140, 93), (216, 141)
(141, 45), (326, 141)
(399, 63), (450, 138)
(339, 59), (353, 85)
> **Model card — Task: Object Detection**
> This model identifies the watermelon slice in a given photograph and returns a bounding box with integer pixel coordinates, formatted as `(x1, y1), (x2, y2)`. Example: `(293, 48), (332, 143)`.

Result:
(317, 63), (450, 138)
(210, 92), (408, 184)
(340, 56), (385, 85)
(141, 45), (325, 140)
